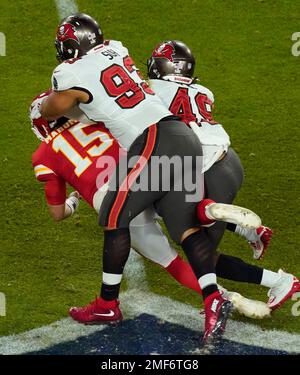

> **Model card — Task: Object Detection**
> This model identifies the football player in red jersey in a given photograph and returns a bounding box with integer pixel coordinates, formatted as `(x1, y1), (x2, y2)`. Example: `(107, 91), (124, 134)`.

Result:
(37, 13), (299, 341)
(30, 90), (250, 299)
(40, 14), (264, 341)
(31, 91), (298, 327)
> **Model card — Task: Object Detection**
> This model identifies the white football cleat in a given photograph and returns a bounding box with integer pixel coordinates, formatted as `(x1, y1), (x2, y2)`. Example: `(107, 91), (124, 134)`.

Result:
(248, 226), (273, 260)
(206, 203), (261, 230)
(267, 269), (300, 310)
(218, 285), (271, 319)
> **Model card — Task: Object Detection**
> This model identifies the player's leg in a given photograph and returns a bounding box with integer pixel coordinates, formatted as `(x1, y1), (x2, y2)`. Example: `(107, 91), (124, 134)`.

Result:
(69, 125), (163, 323)
(202, 148), (299, 308)
(215, 254), (300, 310)
(130, 207), (202, 294)
(206, 148), (272, 258)
(70, 120), (230, 340)
(150, 125), (233, 341)
(130, 209), (272, 319)
(69, 120), (207, 325)
(203, 147), (244, 248)
(97, 120), (208, 304)
(227, 222), (273, 260)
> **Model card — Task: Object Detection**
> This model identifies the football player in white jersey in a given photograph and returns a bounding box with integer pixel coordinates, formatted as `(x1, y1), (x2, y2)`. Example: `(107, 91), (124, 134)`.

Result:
(147, 40), (273, 260)
(145, 39), (300, 309)
(39, 13), (267, 341)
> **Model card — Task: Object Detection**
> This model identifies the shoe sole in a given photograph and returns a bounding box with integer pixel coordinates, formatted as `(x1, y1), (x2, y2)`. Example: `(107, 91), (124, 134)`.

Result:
(255, 244), (269, 261)
(228, 292), (271, 319)
(269, 281), (300, 311)
(207, 203), (261, 230)
(204, 301), (233, 343)
(83, 319), (122, 326)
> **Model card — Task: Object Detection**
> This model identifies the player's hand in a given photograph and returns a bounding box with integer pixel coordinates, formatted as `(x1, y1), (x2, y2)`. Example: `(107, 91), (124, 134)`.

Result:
(66, 191), (80, 215)
(69, 191), (81, 200)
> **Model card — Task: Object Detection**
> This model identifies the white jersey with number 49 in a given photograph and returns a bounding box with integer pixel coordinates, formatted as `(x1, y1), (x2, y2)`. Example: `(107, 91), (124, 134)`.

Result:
(149, 78), (231, 172)
(52, 40), (172, 149)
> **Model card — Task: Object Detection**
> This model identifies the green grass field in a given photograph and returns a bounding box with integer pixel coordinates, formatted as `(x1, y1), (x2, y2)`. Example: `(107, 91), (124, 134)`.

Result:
(0, 0), (299, 337)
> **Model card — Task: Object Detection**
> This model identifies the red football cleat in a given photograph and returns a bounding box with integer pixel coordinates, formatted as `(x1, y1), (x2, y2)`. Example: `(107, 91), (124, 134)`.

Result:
(267, 270), (300, 310)
(203, 291), (233, 342)
(249, 226), (273, 260)
(69, 297), (123, 325)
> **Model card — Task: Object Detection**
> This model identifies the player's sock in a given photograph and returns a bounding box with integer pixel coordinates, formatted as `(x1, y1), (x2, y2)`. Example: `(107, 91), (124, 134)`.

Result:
(165, 255), (202, 294)
(216, 254), (263, 284)
(100, 228), (131, 301)
(197, 198), (217, 226)
(260, 269), (281, 288)
(232, 224), (253, 240)
(226, 223), (237, 232)
(181, 231), (218, 299)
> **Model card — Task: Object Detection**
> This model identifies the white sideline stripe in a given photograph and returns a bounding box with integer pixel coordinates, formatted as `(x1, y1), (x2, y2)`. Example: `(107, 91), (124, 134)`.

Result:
(123, 290), (300, 354)
(0, 289), (299, 355)
(55, 0), (78, 19)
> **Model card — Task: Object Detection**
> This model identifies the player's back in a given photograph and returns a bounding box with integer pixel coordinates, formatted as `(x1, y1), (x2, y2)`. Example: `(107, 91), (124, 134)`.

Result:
(32, 121), (121, 210)
(52, 41), (171, 149)
(149, 79), (231, 171)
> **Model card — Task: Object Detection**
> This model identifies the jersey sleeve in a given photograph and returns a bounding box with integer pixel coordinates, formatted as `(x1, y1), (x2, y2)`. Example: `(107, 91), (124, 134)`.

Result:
(32, 149), (66, 205)
(33, 163), (57, 182)
(195, 83), (215, 104)
(33, 164), (66, 205)
(44, 178), (66, 205)
(107, 40), (129, 55)
(204, 87), (215, 104)
(208, 89), (215, 104)
(51, 63), (82, 92)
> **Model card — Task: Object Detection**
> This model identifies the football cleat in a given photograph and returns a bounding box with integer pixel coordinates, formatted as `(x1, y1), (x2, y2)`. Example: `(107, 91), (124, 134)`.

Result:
(204, 202), (262, 230)
(267, 269), (300, 310)
(218, 285), (271, 319)
(248, 226), (273, 260)
(203, 291), (233, 342)
(69, 297), (123, 325)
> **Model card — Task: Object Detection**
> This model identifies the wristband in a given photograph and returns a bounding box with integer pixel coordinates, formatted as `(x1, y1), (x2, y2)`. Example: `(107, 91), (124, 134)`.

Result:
(65, 196), (80, 215)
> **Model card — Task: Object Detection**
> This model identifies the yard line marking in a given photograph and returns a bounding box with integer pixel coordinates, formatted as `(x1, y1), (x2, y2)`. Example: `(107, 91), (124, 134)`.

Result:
(55, 0), (78, 19)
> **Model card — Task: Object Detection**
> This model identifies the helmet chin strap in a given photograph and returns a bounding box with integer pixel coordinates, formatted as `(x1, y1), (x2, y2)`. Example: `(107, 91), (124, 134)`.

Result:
(162, 75), (194, 85)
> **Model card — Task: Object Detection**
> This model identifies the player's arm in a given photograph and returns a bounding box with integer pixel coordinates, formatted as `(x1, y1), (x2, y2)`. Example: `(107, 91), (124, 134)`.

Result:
(47, 191), (80, 221)
(40, 65), (90, 121)
(40, 90), (89, 121)
(44, 178), (80, 221)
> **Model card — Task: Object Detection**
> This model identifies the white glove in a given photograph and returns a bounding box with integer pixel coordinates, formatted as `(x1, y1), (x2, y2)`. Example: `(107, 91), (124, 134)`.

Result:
(65, 191), (80, 215)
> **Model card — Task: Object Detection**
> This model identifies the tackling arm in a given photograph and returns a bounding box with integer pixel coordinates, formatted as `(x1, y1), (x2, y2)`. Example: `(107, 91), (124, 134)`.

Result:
(40, 90), (89, 121)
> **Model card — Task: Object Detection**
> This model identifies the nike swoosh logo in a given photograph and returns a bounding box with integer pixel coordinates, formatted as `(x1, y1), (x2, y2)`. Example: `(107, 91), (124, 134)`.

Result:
(54, 70), (60, 74)
(93, 310), (115, 317)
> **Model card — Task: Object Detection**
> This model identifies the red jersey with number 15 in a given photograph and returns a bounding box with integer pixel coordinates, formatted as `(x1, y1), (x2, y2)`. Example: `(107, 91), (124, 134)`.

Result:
(32, 121), (121, 209)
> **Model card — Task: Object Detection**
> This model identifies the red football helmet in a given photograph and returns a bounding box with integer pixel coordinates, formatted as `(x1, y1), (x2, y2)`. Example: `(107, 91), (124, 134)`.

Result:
(30, 90), (68, 141)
